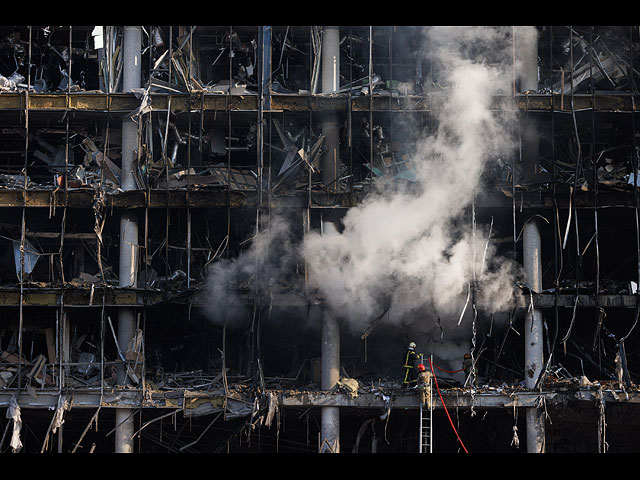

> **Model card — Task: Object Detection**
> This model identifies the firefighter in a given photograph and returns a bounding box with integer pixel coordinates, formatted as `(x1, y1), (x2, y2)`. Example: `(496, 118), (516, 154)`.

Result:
(416, 363), (432, 407)
(462, 353), (477, 386)
(402, 342), (419, 388)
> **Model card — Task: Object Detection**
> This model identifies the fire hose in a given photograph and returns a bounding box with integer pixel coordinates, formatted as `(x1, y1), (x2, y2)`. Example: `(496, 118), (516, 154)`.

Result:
(431, 363), (464, 374)
(427, 357), (469, 453)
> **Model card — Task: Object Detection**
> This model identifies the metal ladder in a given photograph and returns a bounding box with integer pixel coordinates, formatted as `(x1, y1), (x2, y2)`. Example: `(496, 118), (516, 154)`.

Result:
(418, 356), (433, 453)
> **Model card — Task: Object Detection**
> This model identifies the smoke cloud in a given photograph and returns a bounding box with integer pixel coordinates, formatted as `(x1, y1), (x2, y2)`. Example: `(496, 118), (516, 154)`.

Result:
(304, 26), (535, 359)
(205, 27), (537, 373)
(204, 214), (300, 326)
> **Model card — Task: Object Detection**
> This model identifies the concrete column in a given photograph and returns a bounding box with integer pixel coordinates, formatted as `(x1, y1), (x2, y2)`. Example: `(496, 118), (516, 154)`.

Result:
(514, 26), (538, 94)
(115, 409), (134, 453)
(121, 25), (142, 191)
(321, 26), (341, 190)
(516, 27), (545, 453)
(321, 305), (340, 452)
(523, 219), (545, 453)
(515, 27), (540, 180)
(116, 25), (141, 454)
(321, 26), (340, 96)
(319, 26), (341, 453)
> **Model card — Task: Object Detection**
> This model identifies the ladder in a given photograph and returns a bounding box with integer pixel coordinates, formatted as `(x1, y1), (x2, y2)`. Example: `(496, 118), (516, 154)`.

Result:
(418, 356), (433, 453)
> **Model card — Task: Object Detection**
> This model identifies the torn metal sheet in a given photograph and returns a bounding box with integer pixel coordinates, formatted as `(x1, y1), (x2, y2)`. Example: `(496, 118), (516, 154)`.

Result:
(26, 354), (47, 386)
(92, 26), (103, 50)
(81, 137), (121, 186)
(125, 329), (144, 362)
(272, 118), (301, 177)
(171, 47), (204, 92)
(6, 395), (22, 452)
(13, 238), (40, 281)
(352, 418), (375, 453)
(33, 142), (74, 174)
(106, 316), (140, 385)
(75, 352), (98, 377)
(0, 371), (13, 387)
(57, 65), (76, 91)
(207, 165), (257, 190)
(224, 398), (253, 419)
(51, 395), (71, 434)
(127, 87), (152, 121)
(554, 46), (626, 95)
(264, 391), (279, 428)
(268, 118), (325, 191)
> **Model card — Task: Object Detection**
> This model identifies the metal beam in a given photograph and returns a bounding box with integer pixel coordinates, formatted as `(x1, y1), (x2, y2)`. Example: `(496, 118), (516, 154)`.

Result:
(0, 187), (637, 211)
(0, 92), (635, 114)
(3, 287), (638, 311)
(533, 293), (640, 309)
(1, 388), (638, 411)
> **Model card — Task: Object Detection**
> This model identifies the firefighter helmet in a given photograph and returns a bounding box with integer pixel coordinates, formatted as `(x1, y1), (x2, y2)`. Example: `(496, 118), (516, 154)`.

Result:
(409, 342), (416, 349)
(417, 363), (426, 372)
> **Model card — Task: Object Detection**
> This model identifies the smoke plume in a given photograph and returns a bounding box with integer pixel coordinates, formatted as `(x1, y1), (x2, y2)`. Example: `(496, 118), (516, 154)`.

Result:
(205, 27), (537, 372)
(304, 26), (535, 355)
(204, 214), (300, 326)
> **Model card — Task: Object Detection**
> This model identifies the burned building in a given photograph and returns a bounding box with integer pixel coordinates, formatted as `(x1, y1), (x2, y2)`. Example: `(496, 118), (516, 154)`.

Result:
(0, 25), (639, 453)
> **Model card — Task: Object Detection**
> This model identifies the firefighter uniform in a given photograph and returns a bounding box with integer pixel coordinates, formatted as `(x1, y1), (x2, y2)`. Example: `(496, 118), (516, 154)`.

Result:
(402, 342), (419, 388)
(417, 364), (432, 407)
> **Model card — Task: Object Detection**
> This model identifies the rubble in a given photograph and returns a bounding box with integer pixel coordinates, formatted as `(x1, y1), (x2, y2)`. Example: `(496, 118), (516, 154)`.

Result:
(337, 377), (360, 398)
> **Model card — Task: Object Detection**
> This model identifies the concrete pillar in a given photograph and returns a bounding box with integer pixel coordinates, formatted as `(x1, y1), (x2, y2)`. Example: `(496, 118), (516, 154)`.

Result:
(523, 219), (545, 453)
(516, 27), (545, 453)
(121, 25), (142, 191)
(321, 306), (340, 452)
(321, 26), (341, 190)
(514, 26), (538, 94)
(321, 26), (340, 96)
(115, 409), (134, 454)
(116, 25), (141, 454)
(319, 26), (341, 453)
(515, 27), (540, 180)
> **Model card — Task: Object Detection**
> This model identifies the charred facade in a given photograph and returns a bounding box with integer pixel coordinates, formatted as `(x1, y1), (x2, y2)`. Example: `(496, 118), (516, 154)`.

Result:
(0, 25), (639, 453)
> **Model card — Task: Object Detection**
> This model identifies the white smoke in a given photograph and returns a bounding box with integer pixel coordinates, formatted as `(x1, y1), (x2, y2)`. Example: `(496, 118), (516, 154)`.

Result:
(204, 215), (300, 325)
(204, 26), (537, 374)
(304, 26), (535, 356)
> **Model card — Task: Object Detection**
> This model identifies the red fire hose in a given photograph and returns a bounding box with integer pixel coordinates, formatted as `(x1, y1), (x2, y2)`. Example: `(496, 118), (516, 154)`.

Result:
(428, 357), (469, 453)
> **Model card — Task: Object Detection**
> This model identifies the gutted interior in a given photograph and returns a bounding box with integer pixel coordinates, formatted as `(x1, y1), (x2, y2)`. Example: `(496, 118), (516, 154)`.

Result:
(0, 25), (639, 453)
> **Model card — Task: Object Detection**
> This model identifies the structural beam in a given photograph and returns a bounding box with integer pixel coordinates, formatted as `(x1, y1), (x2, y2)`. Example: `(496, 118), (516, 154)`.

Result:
(2, 186), (639, 211)
(0, 91), (636, 113)
(2, 388), (638, 411)
(3, 286), (639, 311)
